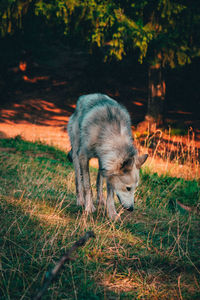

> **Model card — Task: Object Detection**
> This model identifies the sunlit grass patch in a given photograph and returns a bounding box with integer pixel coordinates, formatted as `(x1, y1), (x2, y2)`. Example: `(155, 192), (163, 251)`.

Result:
(138, 170), (200, 209)
(135, 128), (200, 180)
(0, 137), (199, 299)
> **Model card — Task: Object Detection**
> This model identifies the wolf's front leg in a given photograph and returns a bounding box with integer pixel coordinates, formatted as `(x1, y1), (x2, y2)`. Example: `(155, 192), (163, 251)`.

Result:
(79, 154), (96, 213)
(96, 170), (106, 206)
(106, 182), (120, 220)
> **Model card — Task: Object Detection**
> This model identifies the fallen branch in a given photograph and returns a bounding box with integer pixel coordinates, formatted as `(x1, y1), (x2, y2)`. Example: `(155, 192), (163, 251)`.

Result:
(33, 231), (95, 300)
(177, 200), (200, 215)
(177, 200), (193, 212)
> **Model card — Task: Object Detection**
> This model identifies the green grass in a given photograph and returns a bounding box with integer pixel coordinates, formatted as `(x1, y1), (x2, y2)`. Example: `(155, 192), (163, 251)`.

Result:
(139, 171), (199, 208)
(0, 137), (200, 299)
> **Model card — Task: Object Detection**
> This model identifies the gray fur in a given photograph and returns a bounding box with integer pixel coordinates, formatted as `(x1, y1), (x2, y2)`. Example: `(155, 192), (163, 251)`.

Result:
(67, 93), (148, 219)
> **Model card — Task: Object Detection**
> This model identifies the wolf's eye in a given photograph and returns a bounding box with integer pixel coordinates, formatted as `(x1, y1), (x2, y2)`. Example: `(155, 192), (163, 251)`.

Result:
(126, 187), (131, 192)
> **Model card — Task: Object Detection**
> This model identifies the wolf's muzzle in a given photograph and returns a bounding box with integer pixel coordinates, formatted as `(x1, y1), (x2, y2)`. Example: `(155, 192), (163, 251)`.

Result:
(127, 206), (134, 212)
(117, 195), (134, 212)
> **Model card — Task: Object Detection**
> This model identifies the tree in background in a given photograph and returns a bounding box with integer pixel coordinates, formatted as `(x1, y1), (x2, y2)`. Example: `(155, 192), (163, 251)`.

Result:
(1, 0), (200, 126)
(70, 0), (200, 126)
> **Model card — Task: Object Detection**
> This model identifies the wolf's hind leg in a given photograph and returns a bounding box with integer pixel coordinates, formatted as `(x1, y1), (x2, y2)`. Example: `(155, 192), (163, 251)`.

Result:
(79, 153), (96, 213)
(73, 151), (85, 206)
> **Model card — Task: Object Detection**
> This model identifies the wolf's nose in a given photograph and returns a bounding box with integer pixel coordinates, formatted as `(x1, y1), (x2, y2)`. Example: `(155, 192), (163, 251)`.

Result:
(127, 206), (134, 212)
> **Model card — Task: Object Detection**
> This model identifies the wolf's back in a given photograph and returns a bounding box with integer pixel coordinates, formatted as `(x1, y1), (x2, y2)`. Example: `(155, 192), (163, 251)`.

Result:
(76, 94), (131, 133)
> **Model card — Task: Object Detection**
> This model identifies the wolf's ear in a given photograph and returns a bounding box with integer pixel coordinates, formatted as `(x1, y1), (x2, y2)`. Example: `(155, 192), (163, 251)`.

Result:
(135, 154), (148, 169)
(120, 157), (134, 172)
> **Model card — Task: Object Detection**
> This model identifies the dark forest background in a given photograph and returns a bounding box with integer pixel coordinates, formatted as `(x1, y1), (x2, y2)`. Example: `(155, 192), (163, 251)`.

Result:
(0, 0), (200, 135)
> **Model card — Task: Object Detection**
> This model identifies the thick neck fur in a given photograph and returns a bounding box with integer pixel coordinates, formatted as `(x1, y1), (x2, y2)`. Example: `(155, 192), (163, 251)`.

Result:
(99, 131), (136, 175)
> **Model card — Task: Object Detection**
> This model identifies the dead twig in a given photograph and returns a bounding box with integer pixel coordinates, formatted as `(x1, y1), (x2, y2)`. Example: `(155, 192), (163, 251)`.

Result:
(177, 200), (200, 215)
(33, 231), (95, 300)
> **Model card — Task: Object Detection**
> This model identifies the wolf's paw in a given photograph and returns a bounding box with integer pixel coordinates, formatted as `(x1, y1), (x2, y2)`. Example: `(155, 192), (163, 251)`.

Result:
(108, 211), (121, 221)
(85, 203), (96, 214)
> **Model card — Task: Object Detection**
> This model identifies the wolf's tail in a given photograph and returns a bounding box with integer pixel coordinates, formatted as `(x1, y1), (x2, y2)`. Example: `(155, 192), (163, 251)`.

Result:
(67, 150), (73, 163)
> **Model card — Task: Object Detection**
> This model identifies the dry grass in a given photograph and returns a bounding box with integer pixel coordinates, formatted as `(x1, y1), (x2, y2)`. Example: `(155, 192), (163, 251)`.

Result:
(0, 95), (199, 299)
(0, 121), (199, 180)
(134, 128), (200, 180)
(0, 138), (199, 299)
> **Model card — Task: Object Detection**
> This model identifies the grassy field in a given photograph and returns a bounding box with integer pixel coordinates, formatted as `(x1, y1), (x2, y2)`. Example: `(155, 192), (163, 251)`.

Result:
(0, 137), (199, 299)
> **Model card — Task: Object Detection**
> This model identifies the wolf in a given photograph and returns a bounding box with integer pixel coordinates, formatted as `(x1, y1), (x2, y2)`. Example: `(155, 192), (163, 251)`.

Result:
(67, 94), (148, 220)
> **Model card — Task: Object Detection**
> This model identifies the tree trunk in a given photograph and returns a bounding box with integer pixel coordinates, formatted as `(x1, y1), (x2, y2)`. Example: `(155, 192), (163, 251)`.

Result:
(146, 63), (166, 127)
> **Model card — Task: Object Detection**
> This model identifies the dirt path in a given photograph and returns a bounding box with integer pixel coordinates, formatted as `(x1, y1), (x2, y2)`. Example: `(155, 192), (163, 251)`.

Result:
(0, 99), (72, 152)
(0, 47), (147, 151)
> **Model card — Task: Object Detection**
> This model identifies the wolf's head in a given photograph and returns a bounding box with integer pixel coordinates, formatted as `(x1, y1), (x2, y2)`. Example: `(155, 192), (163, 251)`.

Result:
(105, 154), (148, 211)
